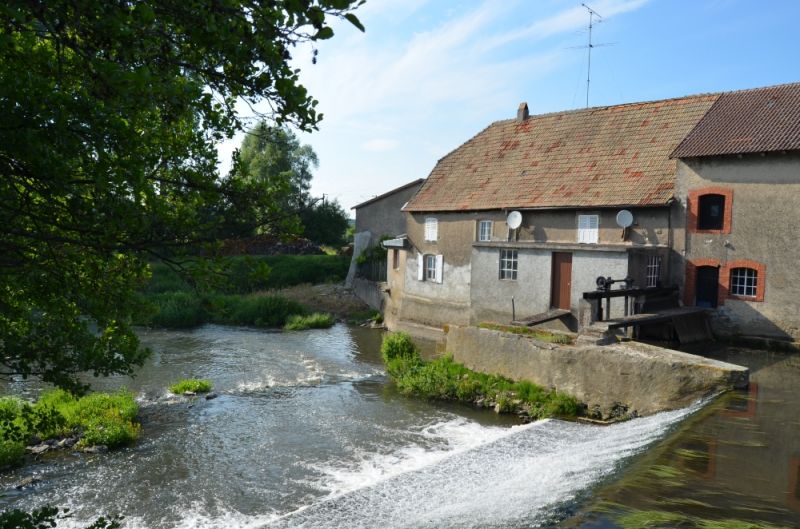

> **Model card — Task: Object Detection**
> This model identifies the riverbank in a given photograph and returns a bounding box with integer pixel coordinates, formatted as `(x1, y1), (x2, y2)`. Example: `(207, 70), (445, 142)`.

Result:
(137, 256), (372, 330)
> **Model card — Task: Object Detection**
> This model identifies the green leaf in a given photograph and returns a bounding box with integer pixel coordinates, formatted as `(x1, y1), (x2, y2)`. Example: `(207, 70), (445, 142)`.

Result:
(315, 27), (335, 40)
(345, 13), (365, 32)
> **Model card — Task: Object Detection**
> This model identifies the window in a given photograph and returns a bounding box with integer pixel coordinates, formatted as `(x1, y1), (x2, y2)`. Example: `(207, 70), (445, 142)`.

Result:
(417, 253), (442, 283)
(499, 249), (518, 280)
(424, 217), (438, 241)
(425, 254), (437, 281)
(392, 249), (399, 270)
(578, 214), (599, 244)
(478, 220), (493, 242)
(646, 255), (662, 288)
(698, 194), (725, 230)
(730, 267), (757, 297)
(689, 187), (733, 234)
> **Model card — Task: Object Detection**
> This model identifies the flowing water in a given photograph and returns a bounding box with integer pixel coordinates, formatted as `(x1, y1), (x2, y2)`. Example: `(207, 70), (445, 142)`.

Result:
(0, 324), (756, 528)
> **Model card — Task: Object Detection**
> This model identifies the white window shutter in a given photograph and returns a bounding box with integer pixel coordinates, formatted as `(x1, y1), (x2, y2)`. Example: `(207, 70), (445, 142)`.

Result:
(435, 255), (444, 284)
(417, 252), (424, 281)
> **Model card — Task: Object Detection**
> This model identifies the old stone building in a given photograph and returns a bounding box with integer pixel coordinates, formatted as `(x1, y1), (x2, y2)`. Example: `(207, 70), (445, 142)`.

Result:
(384, 82), (800, 342)
(671, 83), (800, 339)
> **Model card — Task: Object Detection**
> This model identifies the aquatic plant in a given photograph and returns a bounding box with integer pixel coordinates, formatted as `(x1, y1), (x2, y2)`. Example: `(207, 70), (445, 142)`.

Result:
(380, 333), (579, 419)
(284, 313), (335, 331)
(169, 379), (213, 394)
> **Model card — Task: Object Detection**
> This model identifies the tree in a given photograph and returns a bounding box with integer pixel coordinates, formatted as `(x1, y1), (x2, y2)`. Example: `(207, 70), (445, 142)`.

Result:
(299, 199), (350, 246)
(237, 122), (319, 211)
(0, 1), (364, 392)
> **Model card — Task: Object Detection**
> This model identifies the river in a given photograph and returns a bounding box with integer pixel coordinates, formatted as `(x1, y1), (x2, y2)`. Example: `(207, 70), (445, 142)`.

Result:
(1, 324), (797, 528)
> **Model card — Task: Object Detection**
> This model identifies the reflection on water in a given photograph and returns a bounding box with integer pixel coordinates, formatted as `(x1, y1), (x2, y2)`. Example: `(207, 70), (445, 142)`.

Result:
(567, 347), (800, 529)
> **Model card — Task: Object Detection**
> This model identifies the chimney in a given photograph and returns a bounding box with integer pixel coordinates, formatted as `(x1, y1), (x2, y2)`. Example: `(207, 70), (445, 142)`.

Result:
(516, 102), (529, 123)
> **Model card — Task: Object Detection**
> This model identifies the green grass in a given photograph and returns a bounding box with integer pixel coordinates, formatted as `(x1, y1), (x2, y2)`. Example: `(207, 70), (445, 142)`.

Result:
(380, 333), (579, 419)
(0, 389), (140, 467)
(478, 322), (574, 344)
(348, 309), (383, 324)
(615, 508), (792, 529)
(136, 292), (307, 329)
(145, 254), (349, 296)
(169, 379), (213, 394)
(284, 313), (335, 331)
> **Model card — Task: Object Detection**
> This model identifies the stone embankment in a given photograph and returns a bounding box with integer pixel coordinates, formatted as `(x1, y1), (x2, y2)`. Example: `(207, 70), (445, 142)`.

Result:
(446, 325), (749, 420)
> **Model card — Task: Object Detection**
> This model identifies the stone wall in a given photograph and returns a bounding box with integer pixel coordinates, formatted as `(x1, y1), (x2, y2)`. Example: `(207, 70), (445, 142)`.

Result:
(446, 325), (748, 418)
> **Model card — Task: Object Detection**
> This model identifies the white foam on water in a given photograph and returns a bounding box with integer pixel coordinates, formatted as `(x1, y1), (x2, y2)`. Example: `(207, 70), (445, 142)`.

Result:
(260, 403), (701, 529)
(310, 417), (536, 497)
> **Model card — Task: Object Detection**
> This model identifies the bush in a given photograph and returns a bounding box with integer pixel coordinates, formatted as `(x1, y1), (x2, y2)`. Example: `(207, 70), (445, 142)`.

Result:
(284, 313), (335, 330)
(0, 390), (140, 454)
(380, 332), (420, 363)
(143, 292), (207, 328)
(379, 338), (580, 420)
(227, 295), (306, 327)
(169, 379), (213, 394)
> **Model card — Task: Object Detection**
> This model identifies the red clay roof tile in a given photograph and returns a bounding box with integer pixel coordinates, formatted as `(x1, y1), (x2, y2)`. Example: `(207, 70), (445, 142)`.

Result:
(405, 94), (719, 212)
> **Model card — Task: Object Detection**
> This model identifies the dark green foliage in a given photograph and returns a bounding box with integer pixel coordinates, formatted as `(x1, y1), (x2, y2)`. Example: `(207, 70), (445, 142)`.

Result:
(285, 313), (335, 331)
(0, 0), (364, 391)
(260, 255), (349, 290)
(299, 200), (350, 246)
(0, 506), (121, 529)
(145, 292), (208, 328)
(169, 379), (213, 394)
(226, 296), (306, 327)
(138, 293), (306, 329)
(379, 333), (579, 419)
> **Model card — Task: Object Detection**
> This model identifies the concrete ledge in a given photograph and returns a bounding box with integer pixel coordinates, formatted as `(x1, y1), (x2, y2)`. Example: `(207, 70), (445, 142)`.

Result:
(446, 325), (749, 418)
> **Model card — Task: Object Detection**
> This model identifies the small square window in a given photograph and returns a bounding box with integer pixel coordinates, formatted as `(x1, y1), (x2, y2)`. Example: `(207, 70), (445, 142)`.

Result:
(478, 220), (493, 242)
(499, 249), (518, 280)
(578, 214), (599, 244)
(730, 267), (757, 297)
(424, 217), (438, 241)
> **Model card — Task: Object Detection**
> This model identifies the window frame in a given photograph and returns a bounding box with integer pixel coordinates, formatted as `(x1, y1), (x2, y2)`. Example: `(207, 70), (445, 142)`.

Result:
(697, 194), (726, 231)
(392, 249), (399, 270)
(577, 214), (599, 244)
(425, 254), (437, 281)
(646, 255), (662, 288)
(478, 220), (493, 242)
(499, 249), (518, 281)
(424, 217), (438, 242)
(729, 267), (758, 298)
(688, 187), (733, 234)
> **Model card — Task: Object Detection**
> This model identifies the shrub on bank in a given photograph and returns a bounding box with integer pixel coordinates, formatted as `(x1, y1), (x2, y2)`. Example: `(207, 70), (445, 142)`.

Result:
(169, 379), (213, 394)
(380, 332), (579, 420)
(137, 293), (307, 329)
(284, 313), (335, 331)
(0, 390), (140, 467)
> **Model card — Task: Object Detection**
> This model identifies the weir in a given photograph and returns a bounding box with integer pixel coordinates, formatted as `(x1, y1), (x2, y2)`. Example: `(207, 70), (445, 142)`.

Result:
(446, 325), (748, 419)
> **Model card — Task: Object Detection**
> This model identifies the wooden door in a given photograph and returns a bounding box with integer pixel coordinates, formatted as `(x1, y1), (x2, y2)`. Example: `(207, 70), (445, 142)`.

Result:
(695, 266), (719, 308)
(551, 252), (572, 310)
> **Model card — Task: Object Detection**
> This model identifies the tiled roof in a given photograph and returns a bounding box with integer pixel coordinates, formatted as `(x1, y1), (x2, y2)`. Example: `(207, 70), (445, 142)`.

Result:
(672, 82), (800, 158)
(352, 178), (424, 209)
(404, 95), (719, 212)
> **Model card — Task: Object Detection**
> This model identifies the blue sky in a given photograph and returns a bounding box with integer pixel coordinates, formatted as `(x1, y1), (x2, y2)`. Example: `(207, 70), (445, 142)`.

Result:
(217, 0), (800, 212)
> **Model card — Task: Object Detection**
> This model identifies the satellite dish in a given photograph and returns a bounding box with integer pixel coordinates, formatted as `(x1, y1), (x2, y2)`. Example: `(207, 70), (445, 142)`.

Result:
(616, 209), (634, 228)
(506, 211), (522, 230)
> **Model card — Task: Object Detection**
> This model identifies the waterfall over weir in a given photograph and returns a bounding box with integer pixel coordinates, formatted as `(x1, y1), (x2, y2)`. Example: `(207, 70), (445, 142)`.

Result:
(1, 325), (700, 529)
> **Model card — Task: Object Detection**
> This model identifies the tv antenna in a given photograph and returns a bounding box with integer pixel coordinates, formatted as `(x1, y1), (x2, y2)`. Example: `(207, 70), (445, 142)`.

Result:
(572, 3), (614, 108)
